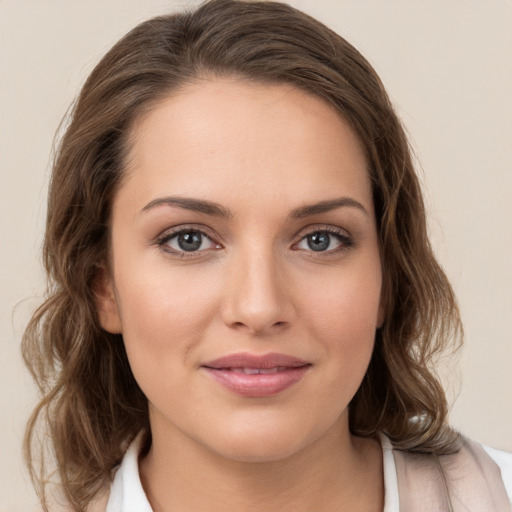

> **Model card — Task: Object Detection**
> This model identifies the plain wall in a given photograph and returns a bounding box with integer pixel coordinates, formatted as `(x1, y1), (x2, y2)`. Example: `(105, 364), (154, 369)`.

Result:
(1, 1), (511, 510)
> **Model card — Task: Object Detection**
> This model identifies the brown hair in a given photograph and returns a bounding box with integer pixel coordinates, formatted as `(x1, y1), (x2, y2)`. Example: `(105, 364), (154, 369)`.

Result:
(23, 0), (462, 509)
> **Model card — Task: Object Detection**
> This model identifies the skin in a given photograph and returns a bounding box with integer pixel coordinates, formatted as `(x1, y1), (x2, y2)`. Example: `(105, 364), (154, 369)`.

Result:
(97, 79), (385, 511)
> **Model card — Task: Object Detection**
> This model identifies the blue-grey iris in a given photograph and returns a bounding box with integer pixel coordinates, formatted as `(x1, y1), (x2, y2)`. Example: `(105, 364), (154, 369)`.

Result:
(307, 232), (330, 251)
(178, 231), (202, 251)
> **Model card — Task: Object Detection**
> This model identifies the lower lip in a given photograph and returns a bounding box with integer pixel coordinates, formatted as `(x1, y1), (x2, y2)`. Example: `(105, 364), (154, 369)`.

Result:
(202, 366), (310, 398)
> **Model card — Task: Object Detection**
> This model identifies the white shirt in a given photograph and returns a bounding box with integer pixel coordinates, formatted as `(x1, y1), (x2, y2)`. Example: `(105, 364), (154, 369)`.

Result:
(106, 434), (512, 512)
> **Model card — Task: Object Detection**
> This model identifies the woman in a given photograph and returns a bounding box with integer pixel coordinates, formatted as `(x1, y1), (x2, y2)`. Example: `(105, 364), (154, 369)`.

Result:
(22, 1), (511, 511)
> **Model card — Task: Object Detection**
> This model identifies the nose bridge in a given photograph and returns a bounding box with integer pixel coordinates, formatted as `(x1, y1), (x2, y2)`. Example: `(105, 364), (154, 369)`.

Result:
(223, 237), (289, 334)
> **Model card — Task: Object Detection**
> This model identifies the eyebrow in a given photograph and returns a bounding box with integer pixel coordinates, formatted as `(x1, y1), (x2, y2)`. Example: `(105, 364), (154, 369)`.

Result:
(141, 196), (233, 218)
(140, 195), (368, 219)
(288, 197), (368, 219)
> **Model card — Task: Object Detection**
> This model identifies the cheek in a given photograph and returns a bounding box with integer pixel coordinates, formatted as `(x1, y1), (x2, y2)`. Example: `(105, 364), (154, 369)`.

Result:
(112, 260), (222, 371)
(298, 260), (382, 364)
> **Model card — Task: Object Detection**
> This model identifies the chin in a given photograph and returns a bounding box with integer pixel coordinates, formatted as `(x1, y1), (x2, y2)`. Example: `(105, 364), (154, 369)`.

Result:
(203, 417), (324, 464)
(214, 437), (305, 464)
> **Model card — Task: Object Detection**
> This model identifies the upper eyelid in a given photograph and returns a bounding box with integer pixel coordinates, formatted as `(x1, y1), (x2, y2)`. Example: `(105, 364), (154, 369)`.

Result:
(157, 223), (350, 237)
(156, 224), (220, 243)
(293, 224), (351, 240)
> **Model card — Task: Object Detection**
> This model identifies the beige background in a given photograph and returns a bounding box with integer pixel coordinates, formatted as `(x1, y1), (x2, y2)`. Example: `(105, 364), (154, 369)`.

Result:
(1, 1), (511, 510)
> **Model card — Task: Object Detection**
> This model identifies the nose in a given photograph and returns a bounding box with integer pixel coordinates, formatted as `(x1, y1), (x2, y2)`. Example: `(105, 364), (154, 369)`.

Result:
(221, 246), (293, 336)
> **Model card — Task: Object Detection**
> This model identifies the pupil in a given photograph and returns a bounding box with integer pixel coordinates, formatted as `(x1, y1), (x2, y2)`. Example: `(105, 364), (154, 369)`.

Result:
(178, 231), (202, 251)
(307, 232), (329, 251)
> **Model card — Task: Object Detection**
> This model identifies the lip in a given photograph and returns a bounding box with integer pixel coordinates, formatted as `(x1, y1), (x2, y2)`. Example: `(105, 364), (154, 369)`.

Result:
(201, 352), (311, 398)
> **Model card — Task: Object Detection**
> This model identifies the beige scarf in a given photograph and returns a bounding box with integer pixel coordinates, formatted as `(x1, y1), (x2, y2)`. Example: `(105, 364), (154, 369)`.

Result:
(394, 436), (511, 511)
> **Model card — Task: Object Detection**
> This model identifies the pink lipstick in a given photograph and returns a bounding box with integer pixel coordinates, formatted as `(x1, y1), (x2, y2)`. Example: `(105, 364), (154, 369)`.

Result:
(201, 352), (311, 397)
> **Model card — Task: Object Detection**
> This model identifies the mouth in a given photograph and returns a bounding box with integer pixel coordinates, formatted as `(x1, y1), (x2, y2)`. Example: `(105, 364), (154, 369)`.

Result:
(201, 352), (312, 398)
(228, 367), (291, 374)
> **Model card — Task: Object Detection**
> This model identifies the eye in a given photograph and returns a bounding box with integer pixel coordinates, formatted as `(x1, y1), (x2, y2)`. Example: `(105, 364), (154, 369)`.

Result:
(158, 228), (220, 254)
(295, 228), (352, 253)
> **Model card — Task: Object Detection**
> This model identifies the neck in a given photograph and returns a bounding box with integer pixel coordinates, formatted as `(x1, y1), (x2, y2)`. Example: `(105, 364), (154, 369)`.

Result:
(139, 417), (383, 512)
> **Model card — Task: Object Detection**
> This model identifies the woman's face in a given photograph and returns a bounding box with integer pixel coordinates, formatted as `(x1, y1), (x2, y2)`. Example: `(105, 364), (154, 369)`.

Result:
(98, 79), (383, 462)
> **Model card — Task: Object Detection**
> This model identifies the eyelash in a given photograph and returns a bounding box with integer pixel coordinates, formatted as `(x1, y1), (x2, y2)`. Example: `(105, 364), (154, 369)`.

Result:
(155, 225), (353, 258)
(294, 226), (354, 256)
(156, 225), (220, 258)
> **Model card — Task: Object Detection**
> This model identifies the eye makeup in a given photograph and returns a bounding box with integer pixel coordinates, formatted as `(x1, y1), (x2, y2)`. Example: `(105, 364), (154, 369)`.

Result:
(154, 222), (355, 260)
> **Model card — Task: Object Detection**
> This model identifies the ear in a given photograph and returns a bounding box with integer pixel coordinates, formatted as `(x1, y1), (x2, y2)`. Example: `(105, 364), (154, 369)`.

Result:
(93, 265), (122, 334)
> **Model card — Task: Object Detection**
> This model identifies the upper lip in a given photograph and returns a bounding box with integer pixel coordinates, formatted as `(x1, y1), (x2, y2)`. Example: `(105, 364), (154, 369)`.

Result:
(202, 352), (310, 370)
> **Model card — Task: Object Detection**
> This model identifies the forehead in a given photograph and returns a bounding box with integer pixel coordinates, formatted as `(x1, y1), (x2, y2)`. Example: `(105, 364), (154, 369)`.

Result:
(119, 78), (373, 217)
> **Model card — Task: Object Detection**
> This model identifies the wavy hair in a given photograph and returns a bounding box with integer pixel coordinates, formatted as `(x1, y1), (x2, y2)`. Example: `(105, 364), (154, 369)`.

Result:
(23, 0), (462, 509)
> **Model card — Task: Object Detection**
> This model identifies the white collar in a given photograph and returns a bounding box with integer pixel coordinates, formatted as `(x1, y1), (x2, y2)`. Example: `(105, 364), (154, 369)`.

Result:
(106, 432), (400, 512)
(106, 432), (153, 512)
